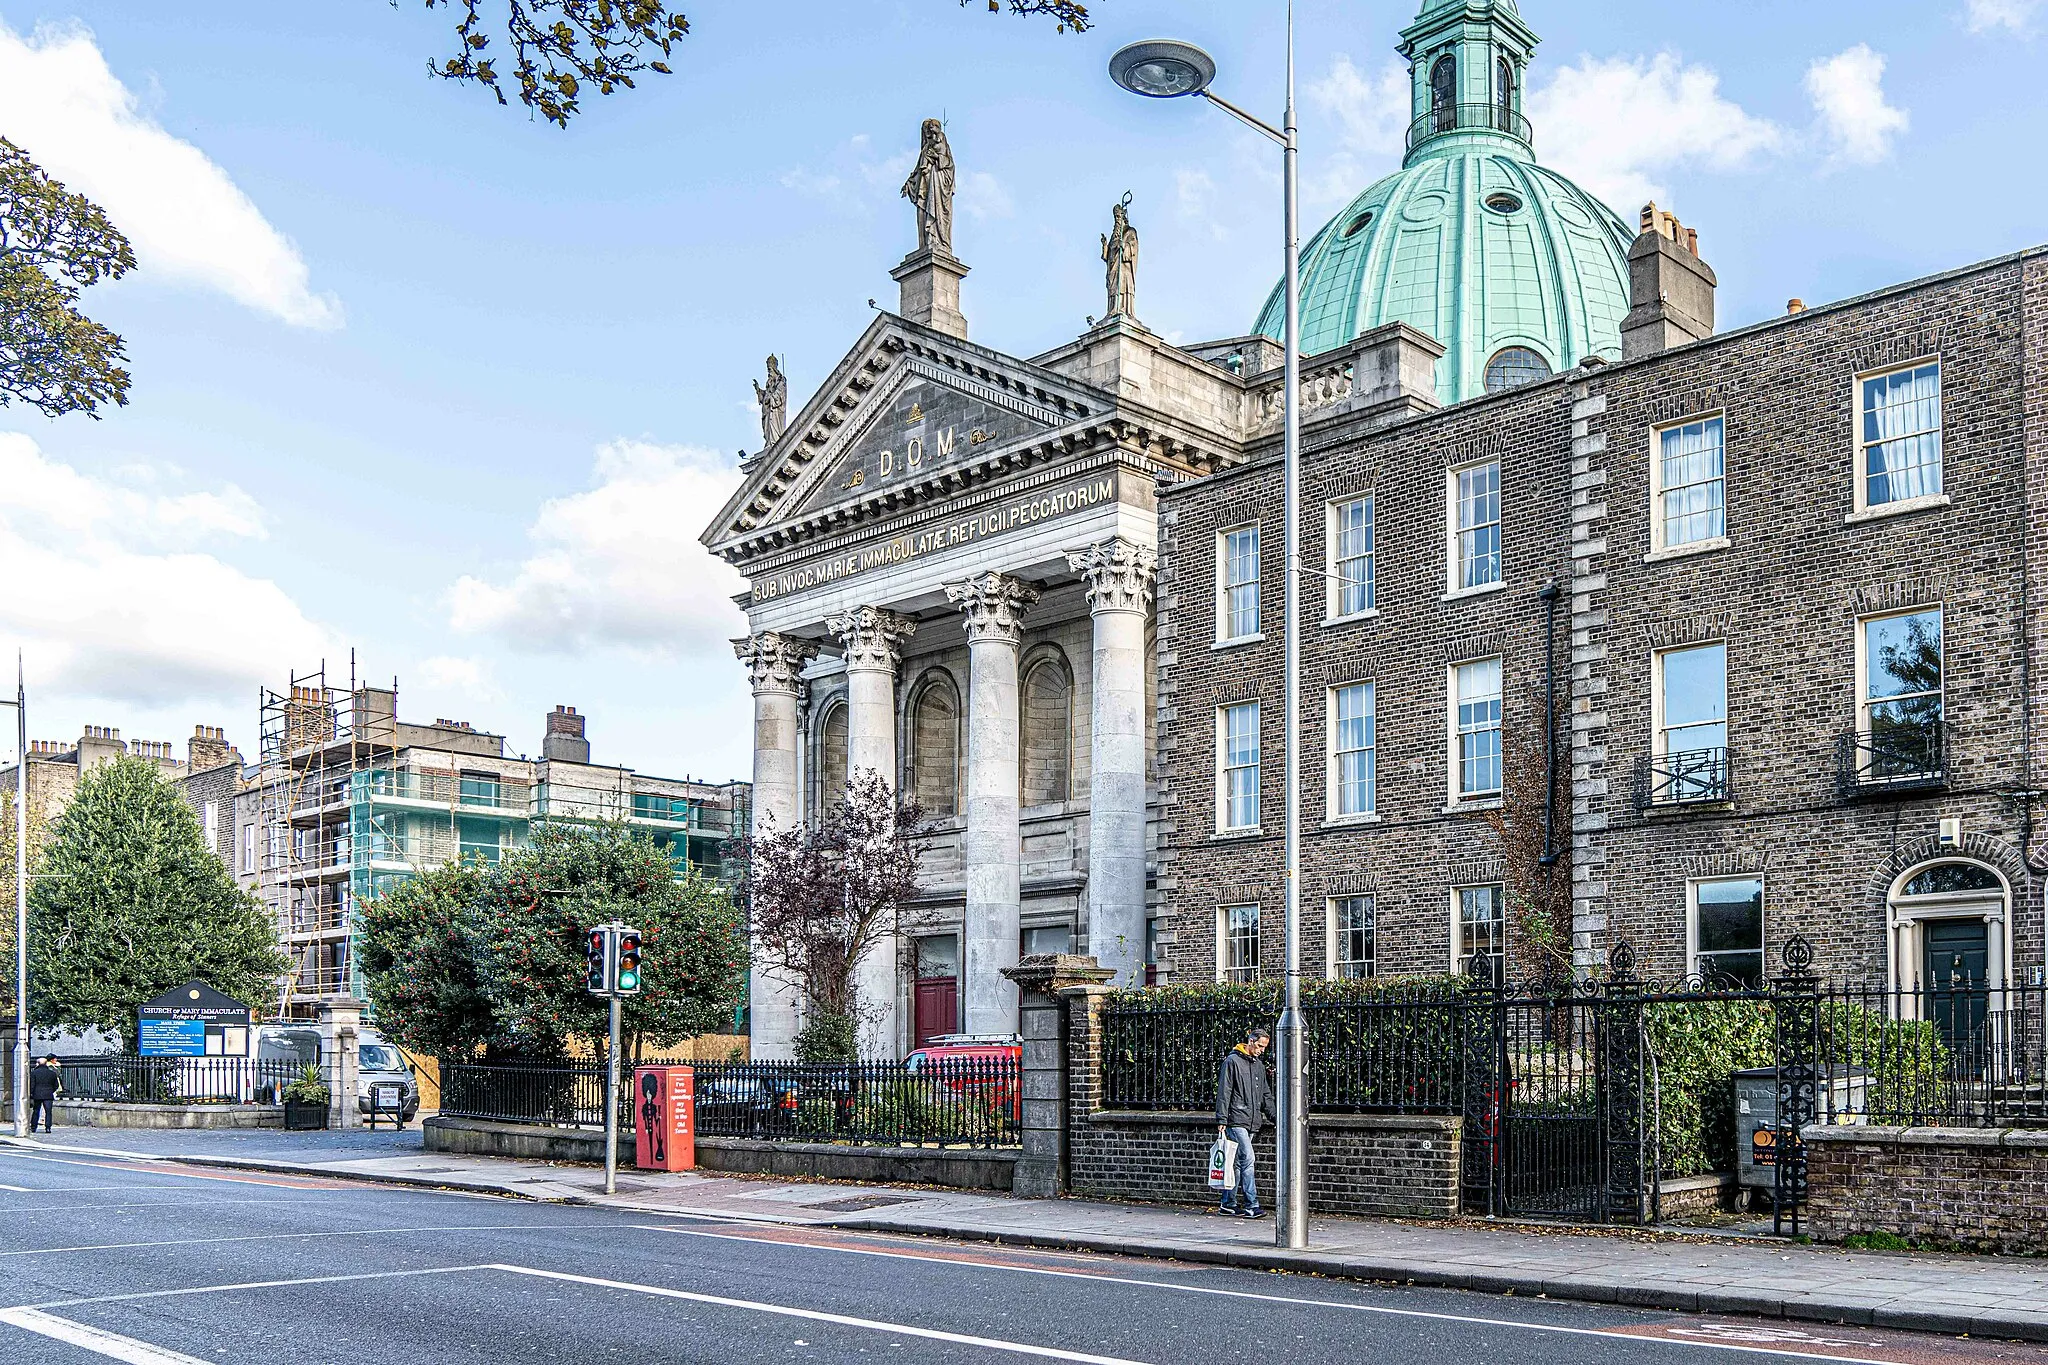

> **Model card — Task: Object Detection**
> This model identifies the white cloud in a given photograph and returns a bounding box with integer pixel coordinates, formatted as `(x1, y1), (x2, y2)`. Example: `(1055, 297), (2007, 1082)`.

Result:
(415, 655), (503, 704)
(0, 19), (341, 329)
(1806, 45), (1910, 166)
(959, 171), (1014, 222)
(0, 433), (333, 706)
(448, 440), (749, 657)
(1965, 0), (2038, 31)
(1174, 168), (1225, 240)
(1303, 54), (1412, 212)
(781, 133), (916, 217)
(1530, 53), (1785, 212)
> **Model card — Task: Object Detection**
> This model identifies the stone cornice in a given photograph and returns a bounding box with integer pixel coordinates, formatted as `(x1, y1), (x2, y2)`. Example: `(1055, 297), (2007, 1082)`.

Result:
(1067, 536), (1158, 614)
(826, 606), (917, 672)
(733, 632), (819, 696)
(944, 571), (1042, 645)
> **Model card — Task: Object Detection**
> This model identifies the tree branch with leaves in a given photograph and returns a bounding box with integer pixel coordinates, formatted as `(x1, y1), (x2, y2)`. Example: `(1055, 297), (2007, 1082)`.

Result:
(1485, 680), (1573, 983)
(0, 139), (134, 419)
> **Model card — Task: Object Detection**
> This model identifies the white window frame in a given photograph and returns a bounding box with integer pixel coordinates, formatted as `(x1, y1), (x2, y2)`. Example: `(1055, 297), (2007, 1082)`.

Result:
(1687, 874), (1766, 985)
(240, 823), (256, 875)
(1446, 658), (1504, 803)
(1648, 412), (1729, 557)
(1216, 524), (1262, 644)
(1853, 604), (1945, 762)
(1851, 358), (1945, 518)
(1217, 702), (1261, 832)
(1219, 903), (1261, 983)
(1327, 895), (1376, 979)
(1445, 459), (1503, 597)
(1326, 681), (1376, 819)
(1325, 494), (1377, 622)
(1452, 884), (1507, 975)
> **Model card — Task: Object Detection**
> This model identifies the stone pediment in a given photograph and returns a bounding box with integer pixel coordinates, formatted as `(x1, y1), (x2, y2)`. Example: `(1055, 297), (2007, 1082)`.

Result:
(704, 316), (1110, 557)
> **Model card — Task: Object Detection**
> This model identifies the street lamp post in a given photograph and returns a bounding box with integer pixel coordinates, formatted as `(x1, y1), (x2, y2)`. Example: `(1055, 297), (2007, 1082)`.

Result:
(1110, 9), (1310, 1251)
(4, 659), (26, 1138)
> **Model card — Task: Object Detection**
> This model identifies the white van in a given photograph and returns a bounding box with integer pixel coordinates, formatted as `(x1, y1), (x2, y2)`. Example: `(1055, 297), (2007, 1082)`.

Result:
(255, 1025), (420, 1122)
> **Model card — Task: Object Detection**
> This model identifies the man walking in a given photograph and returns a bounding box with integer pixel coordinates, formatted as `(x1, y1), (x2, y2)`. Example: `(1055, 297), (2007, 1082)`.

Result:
(1214, 1025), (1275, 1218)
(27, 1056), (61, 1134)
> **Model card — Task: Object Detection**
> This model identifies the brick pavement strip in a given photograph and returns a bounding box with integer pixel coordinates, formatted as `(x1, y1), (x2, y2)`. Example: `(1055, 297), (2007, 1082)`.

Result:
(7, 1133), (2046, 1345)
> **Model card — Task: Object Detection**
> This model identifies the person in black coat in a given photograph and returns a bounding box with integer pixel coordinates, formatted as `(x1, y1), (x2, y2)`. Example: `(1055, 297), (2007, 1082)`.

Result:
(27, 1056), (61, 1133)
(1213, 1025), (1275, 1218)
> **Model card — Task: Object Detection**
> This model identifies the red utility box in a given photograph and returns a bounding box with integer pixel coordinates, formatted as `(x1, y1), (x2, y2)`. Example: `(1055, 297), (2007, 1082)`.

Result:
(632, 1065), (695, 1172)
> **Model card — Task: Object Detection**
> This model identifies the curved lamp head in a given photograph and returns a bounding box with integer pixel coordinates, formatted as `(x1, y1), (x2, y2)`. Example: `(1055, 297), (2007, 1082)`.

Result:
(1109, 39), (1218, 99)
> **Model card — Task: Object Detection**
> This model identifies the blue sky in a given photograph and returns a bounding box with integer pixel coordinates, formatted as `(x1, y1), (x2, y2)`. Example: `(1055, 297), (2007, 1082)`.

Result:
(0, 0), (2039, 782)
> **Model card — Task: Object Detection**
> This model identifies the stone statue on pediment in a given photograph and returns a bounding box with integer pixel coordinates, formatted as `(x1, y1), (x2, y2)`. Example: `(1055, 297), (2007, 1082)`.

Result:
(753, 355), (788, 446)
(902, 119), (957, 257)
(1102, 192), (1139, 321)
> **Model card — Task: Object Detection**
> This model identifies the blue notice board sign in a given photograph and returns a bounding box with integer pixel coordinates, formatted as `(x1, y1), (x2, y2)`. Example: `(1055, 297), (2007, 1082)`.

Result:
(139, 1019), (206, 1057)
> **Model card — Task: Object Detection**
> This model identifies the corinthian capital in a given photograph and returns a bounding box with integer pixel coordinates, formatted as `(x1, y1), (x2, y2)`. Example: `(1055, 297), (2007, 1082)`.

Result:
(734, 632), (819, 696)
(1066, 536), (1157, 614)
(944, 571), (1041, 646)
(827, 605), (917, 672)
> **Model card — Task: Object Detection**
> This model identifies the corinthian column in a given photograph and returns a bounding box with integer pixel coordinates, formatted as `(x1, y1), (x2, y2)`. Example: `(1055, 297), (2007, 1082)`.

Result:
(944, 571), (1041, 1036)
(1067, 537), (1157, 988)
(825, 605), (917, 1057)
(734, 631), (820, 1060)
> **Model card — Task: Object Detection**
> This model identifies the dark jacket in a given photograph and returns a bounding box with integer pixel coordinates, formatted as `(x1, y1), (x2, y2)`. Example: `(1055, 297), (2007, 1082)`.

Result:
(1215, 1046), (1275, 1131)
(28, 1065), (60, 1103)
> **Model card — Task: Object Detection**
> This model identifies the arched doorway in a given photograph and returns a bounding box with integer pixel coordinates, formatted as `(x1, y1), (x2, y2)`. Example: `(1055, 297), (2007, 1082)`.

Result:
(1886, 859), (2009, 1066)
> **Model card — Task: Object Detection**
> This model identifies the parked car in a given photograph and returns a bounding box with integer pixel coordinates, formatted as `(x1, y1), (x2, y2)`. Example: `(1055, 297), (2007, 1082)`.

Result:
(904, 1035), (1021, 1121)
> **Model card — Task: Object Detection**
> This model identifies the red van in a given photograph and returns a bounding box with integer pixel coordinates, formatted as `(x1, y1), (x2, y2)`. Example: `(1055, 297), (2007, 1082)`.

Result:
(904, 1035), (1021, 1123)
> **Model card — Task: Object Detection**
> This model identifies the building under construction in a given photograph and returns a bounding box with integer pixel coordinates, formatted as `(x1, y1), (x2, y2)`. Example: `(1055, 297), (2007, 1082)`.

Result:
(243, 663), (748, 1020)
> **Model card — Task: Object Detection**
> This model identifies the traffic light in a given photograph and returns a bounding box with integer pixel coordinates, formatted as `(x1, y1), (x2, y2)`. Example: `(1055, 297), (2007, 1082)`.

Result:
(585, 927), (611, 995)
(614, 928), (644, 995)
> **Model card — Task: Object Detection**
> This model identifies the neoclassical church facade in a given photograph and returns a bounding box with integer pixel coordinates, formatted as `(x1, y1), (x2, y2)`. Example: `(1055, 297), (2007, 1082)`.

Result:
(707, 0), (2048, 1057)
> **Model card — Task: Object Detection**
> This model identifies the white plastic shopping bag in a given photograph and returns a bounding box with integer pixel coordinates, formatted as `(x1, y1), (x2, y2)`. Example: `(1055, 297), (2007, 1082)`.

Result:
(1207, 1136), (1238, 1191)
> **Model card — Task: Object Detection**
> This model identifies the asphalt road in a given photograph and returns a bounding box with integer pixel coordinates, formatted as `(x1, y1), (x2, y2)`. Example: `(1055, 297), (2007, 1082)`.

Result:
(0, 1147), (2035, 1365)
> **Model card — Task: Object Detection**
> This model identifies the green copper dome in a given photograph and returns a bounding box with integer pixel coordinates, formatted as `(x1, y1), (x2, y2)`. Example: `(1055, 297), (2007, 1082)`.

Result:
(1253, 0), (1633, 403)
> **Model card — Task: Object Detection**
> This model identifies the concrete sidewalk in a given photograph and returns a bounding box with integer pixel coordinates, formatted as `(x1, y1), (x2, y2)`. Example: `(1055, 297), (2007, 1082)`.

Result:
(9, 1129), (2046, 1344)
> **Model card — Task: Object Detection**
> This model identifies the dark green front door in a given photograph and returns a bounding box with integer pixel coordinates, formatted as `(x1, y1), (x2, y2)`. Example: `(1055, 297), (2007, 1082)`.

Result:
(1923, 918), (1989, 1073)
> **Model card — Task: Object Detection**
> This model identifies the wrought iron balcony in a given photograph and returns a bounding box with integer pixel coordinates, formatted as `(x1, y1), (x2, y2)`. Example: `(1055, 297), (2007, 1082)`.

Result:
(1634, 747), (1733, 810)
(1406, 102), (1533, 153)
(1837, 721), (1950, 796)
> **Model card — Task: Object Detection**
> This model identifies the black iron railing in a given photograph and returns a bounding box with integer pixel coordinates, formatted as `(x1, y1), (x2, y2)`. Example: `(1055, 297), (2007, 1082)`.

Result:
(1407, 102), (1533, 152)
(1635, 748), (1732, 808)
(56, 1055), (304, 1105)
(437, 1056), (1022, 1149)
(1836, 721), (1948, 794)
(1810, 978), (2048, 1127)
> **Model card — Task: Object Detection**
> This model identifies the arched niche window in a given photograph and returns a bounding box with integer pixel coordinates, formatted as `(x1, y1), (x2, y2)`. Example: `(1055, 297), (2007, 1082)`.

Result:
(1430, 54), (1458, 133)
(1495, 56), (1515, 127)
(908, 673), (962, 817)
(1020, 652), (1074, 807)
(1485, 346), (1552, 394)
(814, 699), (848, 817)
(1900, 861), (2002, 897)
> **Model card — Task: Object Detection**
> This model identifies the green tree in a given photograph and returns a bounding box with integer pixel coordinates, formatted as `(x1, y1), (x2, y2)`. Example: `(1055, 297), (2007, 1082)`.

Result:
(358, 821), (747, 1060)
(0, 138), (135, 419)
(26, 757), (288, 1037)
(423, 0), (1094, 128)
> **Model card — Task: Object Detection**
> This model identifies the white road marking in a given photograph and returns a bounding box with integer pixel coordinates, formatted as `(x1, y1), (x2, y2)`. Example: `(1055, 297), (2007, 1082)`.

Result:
(629, 1222), (1905, 1365)
(0, 1183), (34, 1192)
(0, 1307), (216, 1363)
(487, 1263), (1155, 1365)
(0, 1223), (561, 1258)
(20, 1265), (495, 1312)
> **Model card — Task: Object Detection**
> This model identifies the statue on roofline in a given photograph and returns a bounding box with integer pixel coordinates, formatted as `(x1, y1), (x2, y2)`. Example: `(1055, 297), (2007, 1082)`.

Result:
(1102, 192), (1139, 321)
(901, 118), (957, 258)
(753, 355), (788, 447)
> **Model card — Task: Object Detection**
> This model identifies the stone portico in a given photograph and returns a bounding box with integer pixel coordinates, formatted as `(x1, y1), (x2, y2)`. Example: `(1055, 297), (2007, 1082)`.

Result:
(704, 133), (1287, 1056)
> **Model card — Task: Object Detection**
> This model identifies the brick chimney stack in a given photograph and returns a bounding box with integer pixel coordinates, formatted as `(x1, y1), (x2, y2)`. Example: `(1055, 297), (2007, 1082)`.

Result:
(188, 724), (240, 773)
(543, 705), (591, 764)
(1621, 201), (1718, 361)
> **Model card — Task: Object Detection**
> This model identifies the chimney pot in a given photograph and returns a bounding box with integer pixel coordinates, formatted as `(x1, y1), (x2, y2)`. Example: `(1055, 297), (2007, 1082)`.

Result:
(1684, 227), (1699, 255)
(1621, 206), (1718, 361)
(1787, 298), (1806, 315)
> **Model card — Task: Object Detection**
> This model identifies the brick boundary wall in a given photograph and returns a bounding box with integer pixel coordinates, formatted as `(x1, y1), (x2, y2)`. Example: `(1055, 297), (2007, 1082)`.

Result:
(1805, 1125), (2048, 1253)
(1069, 1109), (1462, 1218)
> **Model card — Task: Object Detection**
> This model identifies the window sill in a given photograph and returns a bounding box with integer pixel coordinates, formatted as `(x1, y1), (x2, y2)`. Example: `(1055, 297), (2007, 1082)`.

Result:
(1441, 581), (1507, 604)
(1321, 813), (1382, 829)
(1322, 610), (1381, 628)
(1211, 826), (1265, 842)
(1644, 536), (1731, 565)
(1846, 492), (1951, 525)
(1442, 797), (1503, 815)
(1640, 798), (1735, 818)
(1212, 633), (1266, 652)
